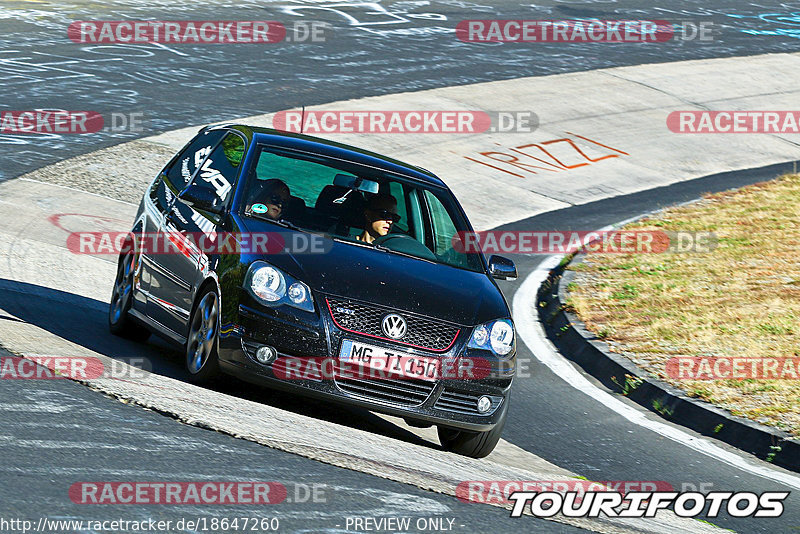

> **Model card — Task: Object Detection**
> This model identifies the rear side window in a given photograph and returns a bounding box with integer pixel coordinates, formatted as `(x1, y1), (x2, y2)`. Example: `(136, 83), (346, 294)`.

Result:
(166, 129), (225, 189)
(221, 133), (245, 168)
(191, 132), (245, 202)
(253, 150), (351, 206)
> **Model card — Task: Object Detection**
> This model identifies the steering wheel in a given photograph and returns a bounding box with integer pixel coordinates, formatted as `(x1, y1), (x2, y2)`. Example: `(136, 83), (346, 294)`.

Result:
(373, 233), (437, 261)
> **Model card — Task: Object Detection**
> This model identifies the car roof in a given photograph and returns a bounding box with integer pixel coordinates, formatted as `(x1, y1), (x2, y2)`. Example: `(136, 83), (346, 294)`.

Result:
(220, 124), (447, 188)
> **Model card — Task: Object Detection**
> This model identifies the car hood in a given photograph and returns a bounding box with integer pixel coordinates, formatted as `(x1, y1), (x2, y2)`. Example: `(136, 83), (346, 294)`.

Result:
(238, 220), (509, 326)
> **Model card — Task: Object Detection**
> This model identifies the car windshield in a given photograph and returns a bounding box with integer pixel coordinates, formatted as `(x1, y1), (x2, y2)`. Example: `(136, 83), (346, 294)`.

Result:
(240, 145), (484, 273)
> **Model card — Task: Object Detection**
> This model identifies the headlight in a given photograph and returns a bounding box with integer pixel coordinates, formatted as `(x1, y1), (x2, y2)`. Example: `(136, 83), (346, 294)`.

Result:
(472, 324), (489, 346)
(468, 318), (514, 357)
(489, 320), (514, 356)
(244, 262), (314, 312)
(250, 266), (285, 302)
(287, 282), (308, 304)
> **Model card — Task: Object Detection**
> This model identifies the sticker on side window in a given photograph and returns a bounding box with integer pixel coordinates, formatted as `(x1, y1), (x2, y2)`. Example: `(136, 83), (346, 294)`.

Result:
(198, 157), (232, 201)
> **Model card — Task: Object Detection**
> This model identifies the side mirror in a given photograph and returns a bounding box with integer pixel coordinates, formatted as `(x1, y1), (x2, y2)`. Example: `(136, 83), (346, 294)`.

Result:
(488, 255), (517, 280)
(178, 185), (225, 214)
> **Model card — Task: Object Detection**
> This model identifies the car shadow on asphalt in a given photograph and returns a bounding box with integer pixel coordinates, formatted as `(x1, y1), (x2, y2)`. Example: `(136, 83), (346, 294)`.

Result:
(0, 279), (435, 450)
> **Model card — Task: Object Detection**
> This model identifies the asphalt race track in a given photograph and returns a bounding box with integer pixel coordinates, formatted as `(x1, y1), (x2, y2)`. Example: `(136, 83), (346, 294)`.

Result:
(1, 344), (585, 533)
(3, 0), (800, 179)
(3, 1), (800, 533)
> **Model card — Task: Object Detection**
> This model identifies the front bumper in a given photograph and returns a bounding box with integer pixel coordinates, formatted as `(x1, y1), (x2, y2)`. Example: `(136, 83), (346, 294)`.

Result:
(218, 298), (514, 432)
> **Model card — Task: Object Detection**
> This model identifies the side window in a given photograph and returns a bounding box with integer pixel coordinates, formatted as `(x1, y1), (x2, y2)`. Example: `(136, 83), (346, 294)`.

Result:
(423, 190), (458, 256)
(149, 174), (172, 213)
(165, 129), (225, 190)
(388, 181), (409, 234)
(192, 132), (245, 203)
(220, 132), (245, 168)
(254, 150), (343, 206)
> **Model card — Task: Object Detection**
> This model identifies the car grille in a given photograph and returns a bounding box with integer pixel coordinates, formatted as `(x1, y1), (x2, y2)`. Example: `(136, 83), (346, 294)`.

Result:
(334, 376), (435, 406)
(325, 297), (461, 352)
(435, 389), (504, 415)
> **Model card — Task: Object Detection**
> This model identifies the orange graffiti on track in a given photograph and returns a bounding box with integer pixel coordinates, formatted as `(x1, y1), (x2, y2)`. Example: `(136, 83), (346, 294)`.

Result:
(464, 132), (628, 178)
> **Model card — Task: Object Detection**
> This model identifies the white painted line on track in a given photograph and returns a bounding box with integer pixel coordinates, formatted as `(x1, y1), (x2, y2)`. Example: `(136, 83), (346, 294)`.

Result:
(512, 254), (800, 491)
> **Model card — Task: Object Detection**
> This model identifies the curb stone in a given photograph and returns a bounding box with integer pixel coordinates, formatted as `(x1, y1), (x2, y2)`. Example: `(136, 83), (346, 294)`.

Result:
(536, 254), (800, 473)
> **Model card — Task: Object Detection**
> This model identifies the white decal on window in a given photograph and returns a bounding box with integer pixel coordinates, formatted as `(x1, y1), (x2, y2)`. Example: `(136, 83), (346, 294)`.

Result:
(181, 157), (191, 182)
(194, 145), (213, 169)
(192, 210), (216, 234)
(198, 157), (232, 201)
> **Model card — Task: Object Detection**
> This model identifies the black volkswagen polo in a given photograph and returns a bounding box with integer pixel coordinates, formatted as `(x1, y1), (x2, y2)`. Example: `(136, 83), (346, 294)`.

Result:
(109, 124), (518, 458)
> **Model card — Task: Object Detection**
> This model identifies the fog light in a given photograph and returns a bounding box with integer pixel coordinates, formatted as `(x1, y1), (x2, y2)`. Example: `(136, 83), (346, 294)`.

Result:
(255, 346), (277, 365)
(477, 396), (492, 413)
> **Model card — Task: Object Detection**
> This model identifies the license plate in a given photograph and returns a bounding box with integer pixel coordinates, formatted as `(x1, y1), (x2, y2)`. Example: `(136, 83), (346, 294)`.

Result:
(338, 339), (440, 381)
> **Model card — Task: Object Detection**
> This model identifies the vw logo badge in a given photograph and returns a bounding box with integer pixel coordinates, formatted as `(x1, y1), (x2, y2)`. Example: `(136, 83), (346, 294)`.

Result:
(381, 314), (407, 339)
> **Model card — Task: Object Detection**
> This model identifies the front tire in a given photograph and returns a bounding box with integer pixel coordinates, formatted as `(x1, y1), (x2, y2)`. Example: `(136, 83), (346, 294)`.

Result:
(185, 289), (221, 384)
(109, 249), (150, 341)
(437, 393), (509, 458)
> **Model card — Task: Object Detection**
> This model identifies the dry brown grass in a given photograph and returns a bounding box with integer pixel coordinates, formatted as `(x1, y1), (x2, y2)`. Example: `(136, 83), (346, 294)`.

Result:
(568, 174), (800, 436)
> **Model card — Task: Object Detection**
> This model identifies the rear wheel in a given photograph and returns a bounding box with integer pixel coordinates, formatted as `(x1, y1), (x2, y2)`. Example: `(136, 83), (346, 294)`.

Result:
(109, 249), (150, 341)
(437, 393), (509, 458)
(185, 289), (221, 384)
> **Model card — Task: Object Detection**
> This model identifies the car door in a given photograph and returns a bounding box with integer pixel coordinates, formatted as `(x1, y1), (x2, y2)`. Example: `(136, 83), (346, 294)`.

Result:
(143, 128), (226, 336)
(132, 172), (169, 315)
(149, 129), (247, 338)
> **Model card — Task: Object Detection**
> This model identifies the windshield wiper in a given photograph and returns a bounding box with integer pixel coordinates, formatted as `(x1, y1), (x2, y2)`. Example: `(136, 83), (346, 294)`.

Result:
(331, 236), (437, 264)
